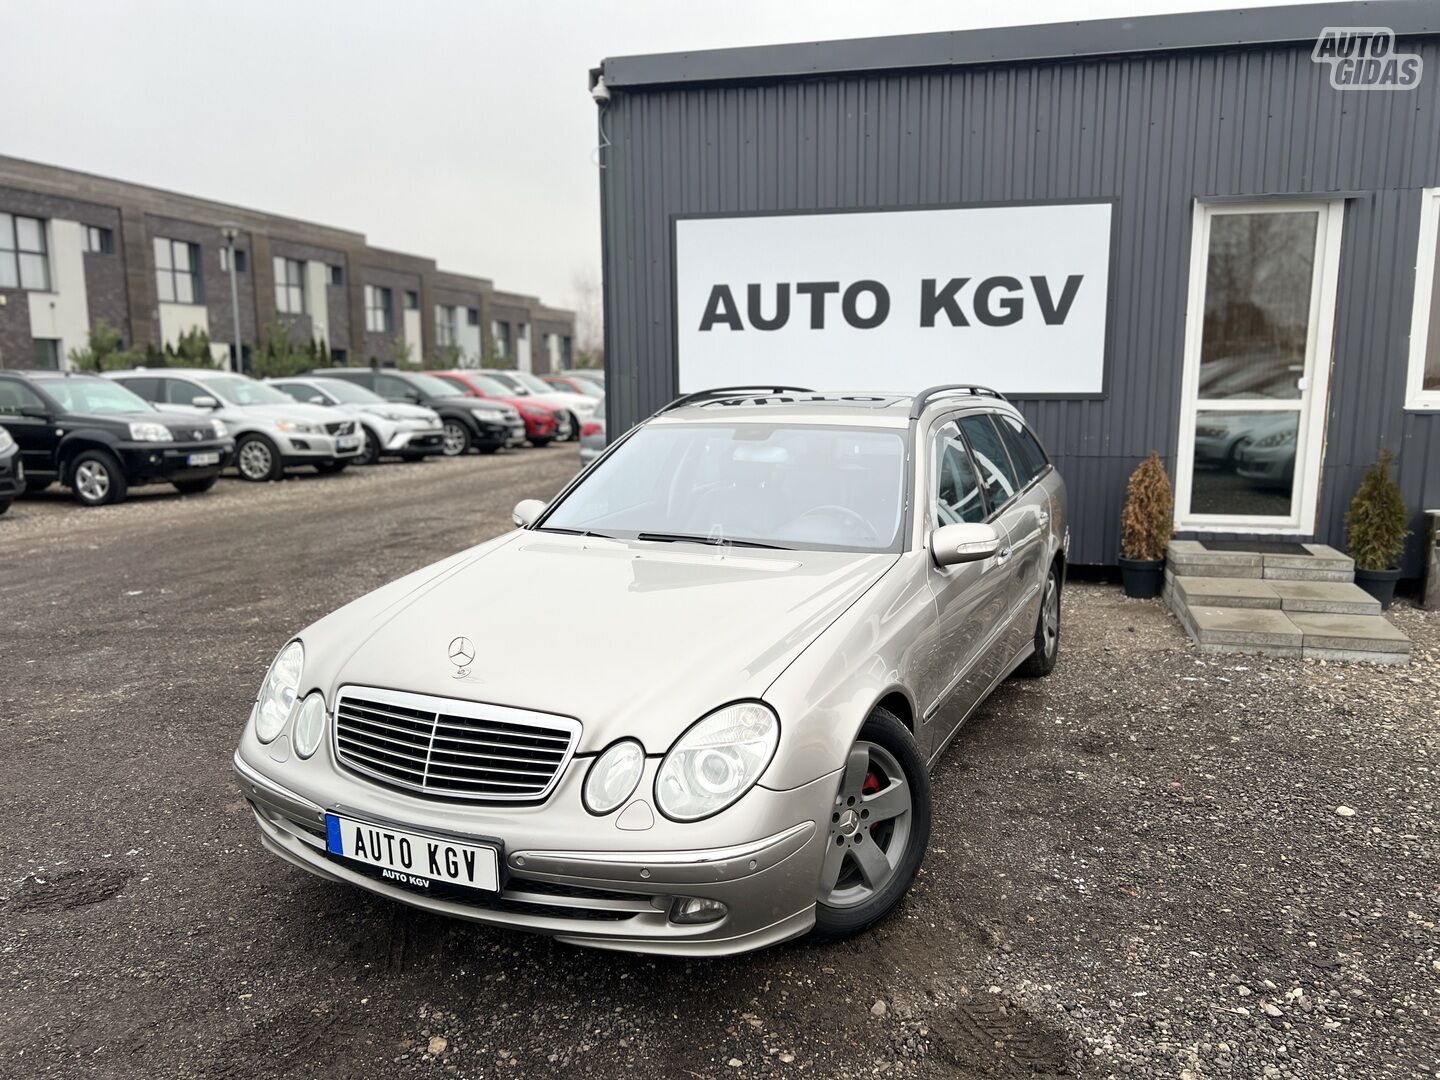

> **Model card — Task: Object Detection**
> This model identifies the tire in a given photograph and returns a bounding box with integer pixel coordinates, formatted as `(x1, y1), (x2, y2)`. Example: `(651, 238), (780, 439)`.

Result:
(565, 412), (581, 441)
(440, 419), (471, 457)
(529, 436), (554, 449)
(398, 452), (429, 462)
(69, 449), (128, 507)
(315, 461), (349, 475)
(235, 434), (283, 482)
(0, 497), (10, 516)
(478, 443), (500, 455)
(23, 478), (52, 495)
(812, 706), (931, 941)
(173, 477), (218, 495)
(1016, 562), (1062, 678)
(357, 427), (382, 466)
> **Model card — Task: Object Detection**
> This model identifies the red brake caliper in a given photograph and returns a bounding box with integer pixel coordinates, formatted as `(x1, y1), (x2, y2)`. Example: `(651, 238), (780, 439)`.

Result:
(862, 770), (881, 834)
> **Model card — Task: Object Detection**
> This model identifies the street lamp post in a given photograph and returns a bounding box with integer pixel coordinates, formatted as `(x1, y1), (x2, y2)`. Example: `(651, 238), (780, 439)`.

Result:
(220, 224), (243, 373)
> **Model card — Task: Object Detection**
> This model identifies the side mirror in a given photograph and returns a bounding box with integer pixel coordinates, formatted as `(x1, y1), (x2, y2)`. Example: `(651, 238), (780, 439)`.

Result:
(930, 522), (1002, 567)
(192, 395), (220, 410)
(512, 498), (546, 528)
(405, 391), (422, 403)
(19, 404), (51, 420)
(308, 395), (329, 405)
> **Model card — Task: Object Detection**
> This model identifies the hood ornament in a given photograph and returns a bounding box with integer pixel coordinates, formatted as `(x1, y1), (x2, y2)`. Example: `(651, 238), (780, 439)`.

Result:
(447, 636), (475, 679)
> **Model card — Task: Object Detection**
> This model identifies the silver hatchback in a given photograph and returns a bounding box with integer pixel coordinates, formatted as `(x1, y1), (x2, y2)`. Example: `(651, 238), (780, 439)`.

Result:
(234, 385), (1067, 955)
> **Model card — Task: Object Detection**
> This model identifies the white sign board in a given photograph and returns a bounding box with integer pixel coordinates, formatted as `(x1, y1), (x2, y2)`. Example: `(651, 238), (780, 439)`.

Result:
(674, 202), (1113, 396)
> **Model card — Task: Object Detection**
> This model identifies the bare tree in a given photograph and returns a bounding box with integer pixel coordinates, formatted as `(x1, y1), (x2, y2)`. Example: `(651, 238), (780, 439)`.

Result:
(569, 265), (604, 368)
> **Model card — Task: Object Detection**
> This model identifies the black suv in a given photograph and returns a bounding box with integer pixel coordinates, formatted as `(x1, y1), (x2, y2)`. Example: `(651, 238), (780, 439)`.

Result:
(0, 371), (235, 506)
(311, 368), (522, 456)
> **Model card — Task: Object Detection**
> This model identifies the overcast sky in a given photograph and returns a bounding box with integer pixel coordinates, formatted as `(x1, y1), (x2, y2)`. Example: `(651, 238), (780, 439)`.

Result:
(3, 0), (1305, 316)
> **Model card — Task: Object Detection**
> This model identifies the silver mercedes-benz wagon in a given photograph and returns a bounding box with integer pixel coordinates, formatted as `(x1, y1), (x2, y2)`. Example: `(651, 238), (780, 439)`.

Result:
(233, 384), (1068, 955)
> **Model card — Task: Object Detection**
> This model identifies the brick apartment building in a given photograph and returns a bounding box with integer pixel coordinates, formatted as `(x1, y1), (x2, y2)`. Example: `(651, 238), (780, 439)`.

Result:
(0, 156), (576, 373)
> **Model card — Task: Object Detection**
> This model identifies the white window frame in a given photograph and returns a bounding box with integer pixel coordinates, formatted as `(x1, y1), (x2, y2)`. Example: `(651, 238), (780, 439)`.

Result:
(1173, 199), (1345, 535)
(274, 256), (306, 315)
(1406, 187), (1440, 410)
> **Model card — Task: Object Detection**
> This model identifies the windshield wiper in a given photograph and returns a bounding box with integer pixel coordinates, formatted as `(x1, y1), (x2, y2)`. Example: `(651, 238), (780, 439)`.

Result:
(541, 526), (618, 540)
(636, 531), (792, 550)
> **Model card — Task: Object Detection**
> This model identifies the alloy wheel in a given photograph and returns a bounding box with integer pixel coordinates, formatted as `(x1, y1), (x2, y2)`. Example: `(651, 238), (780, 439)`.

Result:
(238, 440), (273, 480)
(75, 460), (111, 503)
(442, 421), (467, 456)
(819, 741), (913, 908)
(1042, 575), (1060, 658)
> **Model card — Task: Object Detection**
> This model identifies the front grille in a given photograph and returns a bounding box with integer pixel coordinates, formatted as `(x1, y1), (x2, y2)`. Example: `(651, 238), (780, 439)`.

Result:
(326, 420), (356, 436)
(333, 688), (579, 803)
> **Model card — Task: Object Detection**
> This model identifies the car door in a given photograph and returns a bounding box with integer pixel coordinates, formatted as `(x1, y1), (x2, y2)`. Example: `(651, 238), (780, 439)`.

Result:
(0, 377), (61, 480)
(914, 416), (1014, 758)
(374, 373), (417, 404)
(957, 412), (1046, 658)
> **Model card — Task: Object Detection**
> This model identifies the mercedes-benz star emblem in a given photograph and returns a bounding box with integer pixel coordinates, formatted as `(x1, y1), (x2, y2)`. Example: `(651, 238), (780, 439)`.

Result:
(447, 636), (475, 679)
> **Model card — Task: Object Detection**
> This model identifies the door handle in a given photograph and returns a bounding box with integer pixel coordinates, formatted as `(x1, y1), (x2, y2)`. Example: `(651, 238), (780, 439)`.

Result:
(993, 545), (1013, 566)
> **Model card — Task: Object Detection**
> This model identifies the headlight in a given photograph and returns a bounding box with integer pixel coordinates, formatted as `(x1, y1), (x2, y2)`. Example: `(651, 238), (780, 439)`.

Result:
(253, 640), (304, 743)
(470, 408), (503, 423)
(583, 740), (645, 814)
(128, 421), (174, 442)
(276, 419), (322, 434)
(1255, 429), (1296, 448)
(0, 426), (13, 452)
(292, 692), (327, 758)
(655, 702), (779, 821)
(210, 419), (229, 438)
(519, 405), (547, 419)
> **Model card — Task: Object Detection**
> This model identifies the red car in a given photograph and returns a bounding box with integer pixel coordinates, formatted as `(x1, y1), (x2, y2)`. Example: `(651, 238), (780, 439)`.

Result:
(432, 371), (572, 446)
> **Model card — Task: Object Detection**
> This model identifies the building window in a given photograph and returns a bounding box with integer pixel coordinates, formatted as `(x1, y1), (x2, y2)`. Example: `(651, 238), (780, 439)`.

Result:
(154, 237), (202, 304)
(32, 339), (61, 369)
(436, 305), (458, 347)
(404, 290), (419, 310)
(466, 306), (479, 326)
(561, 335), (573, 369)
(0, 212), (51, 290)
(329, 264), (344, 287)
(274, 256), (306, 314)
(331, 347), (348, 365)
(365, 284), (393, 333)
(84, 225), (115, 255)
(220, 247), (247, 273)
(1406, 187), (1440, 409)
(492, 320), (511, 359)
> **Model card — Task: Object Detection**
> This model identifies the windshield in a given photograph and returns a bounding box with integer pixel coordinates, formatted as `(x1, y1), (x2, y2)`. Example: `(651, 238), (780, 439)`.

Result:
(562, 378), (603, 397)
(462, 373), (510, 396)
(542, 423), (906, 553)
(405, 372), (463, 398)
(200, 375), (293, 406)
(511, 371), (557, 395)
(312, 378), (383, 404)
(40, 379), (156, 415)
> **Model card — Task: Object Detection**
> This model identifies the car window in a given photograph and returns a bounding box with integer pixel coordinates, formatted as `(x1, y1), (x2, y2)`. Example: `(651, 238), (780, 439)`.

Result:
(957, 414), (1021, 511)
(374, 374), (414, 401)
(932, 422), (987, 526)
(312, 378), (383, 404)
(276, 382), (333, 405)
(117, 376), (160, 401)
(0, 379), (47, 415)
(163, 379), (211, 406)
(197, 375), (293, 406)
(994, 412), (1049, 484)
(38, 378), (154, 415)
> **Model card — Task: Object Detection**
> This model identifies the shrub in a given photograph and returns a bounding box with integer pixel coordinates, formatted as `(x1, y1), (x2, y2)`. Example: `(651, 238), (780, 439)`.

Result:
(67, 319), (144, 372)
(1345, 449), (1409, 571)
(251, 318), (313, 378)
(165, 326), (220, 368)
(1120, 451), (1173, 562)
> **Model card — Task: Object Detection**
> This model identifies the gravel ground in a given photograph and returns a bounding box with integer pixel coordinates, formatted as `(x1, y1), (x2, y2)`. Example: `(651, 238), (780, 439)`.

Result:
(1, 448), (1436, 1080)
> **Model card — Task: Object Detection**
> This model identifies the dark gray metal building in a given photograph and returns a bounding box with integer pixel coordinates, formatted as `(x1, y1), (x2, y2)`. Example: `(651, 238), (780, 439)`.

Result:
(594, 2), (1440, 573)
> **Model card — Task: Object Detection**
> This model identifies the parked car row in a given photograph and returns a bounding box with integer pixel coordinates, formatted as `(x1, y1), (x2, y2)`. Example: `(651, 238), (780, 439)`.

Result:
(0, 366), (606, 510)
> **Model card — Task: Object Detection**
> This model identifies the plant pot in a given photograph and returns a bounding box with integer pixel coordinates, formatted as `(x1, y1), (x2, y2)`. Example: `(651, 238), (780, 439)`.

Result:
(1354, 566), (1401, 610)
(1118, 556), (1165, 599)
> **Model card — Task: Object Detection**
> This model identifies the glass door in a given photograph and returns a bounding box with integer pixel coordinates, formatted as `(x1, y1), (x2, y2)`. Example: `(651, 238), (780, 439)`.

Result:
(1174, 201), (1343, 533)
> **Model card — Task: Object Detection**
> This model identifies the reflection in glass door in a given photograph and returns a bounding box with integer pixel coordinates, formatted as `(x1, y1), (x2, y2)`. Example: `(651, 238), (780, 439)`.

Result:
(1175, 202), (1343, 533)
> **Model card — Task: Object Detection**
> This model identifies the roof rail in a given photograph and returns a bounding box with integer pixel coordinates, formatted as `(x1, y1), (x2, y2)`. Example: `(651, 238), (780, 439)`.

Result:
(655, 385), (817, 416)
(907, 384), (1008, 419)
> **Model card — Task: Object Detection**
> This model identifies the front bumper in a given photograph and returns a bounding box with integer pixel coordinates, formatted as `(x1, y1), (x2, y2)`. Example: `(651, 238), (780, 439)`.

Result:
(0, 446), (21, 499)
(115, 438), (235, 483)
(278, 431), (365, 464)
(233, 748), (834, 956)
(383, 426), (446, 454)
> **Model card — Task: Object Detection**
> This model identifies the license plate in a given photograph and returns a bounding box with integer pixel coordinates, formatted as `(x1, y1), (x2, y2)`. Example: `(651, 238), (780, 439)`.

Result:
(336, 435), (361, 451)
(186, 451), (220, 467)
(324, 813), (500, 895)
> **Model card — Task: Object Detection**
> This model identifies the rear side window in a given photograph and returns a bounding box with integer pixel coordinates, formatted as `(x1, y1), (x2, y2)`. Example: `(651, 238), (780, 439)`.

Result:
(163, 379), (209, 406)
(375, 374), (412, 400)
(932, 422), (987, 526)
(993, 413), (1049, 484)
(0, 379), (47, 415)
(116, 376), (159, 401)
(957, 414), (1020, 511)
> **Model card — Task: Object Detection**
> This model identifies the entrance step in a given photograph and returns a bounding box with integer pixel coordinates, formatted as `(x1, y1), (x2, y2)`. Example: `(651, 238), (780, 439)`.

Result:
(1287, 612), (1413, 664)
(1166, 540), (1355, 581)
(1177, 605), (1303, 656)
(1167, 540), (1263, 579)
(1175, 576), (1282, 609)
(1267, 580), (1381, 615)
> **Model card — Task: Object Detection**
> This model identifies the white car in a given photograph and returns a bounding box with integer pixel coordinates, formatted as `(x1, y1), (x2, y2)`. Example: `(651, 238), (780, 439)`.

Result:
(267, 376), (446, 466)
(106, 369), (364, 481)
(483, 370), (597, 440)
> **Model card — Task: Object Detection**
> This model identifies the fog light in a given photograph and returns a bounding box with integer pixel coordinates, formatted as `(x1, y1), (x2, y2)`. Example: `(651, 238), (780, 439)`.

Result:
(669, 897), (728, 925)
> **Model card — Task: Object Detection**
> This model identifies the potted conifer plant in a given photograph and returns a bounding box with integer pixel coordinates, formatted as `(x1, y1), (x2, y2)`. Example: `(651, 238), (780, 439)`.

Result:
(1345, 448), (1410, 610)
(1118, 451), (1173, 599)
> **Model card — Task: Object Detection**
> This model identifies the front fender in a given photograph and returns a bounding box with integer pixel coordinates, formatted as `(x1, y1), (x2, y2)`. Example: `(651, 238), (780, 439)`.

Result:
(56, 427), (125, 474)
(758, 551), (933, 791)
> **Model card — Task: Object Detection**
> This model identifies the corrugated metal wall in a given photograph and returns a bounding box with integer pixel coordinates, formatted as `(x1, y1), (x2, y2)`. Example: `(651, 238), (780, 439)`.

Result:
(599, 40), (1440, 571)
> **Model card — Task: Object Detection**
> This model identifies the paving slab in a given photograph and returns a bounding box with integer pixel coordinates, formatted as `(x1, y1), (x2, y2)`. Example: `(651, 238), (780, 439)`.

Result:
(1170, 560), (1265, 579)
(1175, 576), (1281, 609)
(1263, 544), (1354, 572)
(1268, 579), (1380, 615)
(1263, 566), (1353, 582)
(1288, 611), (1412, 655)
(1185, 605), (1304, 649)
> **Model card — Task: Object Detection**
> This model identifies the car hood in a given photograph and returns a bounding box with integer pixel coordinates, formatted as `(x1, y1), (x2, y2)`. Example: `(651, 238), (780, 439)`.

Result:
(355, 402), (438, 422)
(302, 532), (897, 755)
(229, 401), (340, 423)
